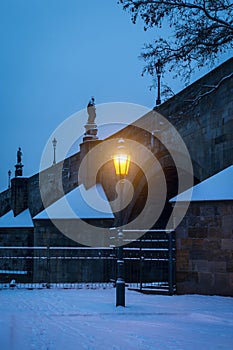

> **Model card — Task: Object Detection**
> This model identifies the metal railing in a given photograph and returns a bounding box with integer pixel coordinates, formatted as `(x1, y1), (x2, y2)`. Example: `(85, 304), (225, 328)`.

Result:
(0, 231), (176, 294)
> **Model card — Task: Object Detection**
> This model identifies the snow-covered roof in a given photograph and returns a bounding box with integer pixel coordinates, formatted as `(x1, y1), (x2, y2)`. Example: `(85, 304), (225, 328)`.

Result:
(34, 183), (114, 220)
(170, 165), (233, 202)
(0, 209), (33, 228)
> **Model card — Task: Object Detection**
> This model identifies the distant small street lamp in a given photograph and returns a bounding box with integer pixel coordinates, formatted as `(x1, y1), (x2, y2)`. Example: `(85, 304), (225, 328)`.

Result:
(155, 59), (163, 106)
(8, 170), (11, 189)
(113, 139), (131, 307)
(52, 138), (57, 165)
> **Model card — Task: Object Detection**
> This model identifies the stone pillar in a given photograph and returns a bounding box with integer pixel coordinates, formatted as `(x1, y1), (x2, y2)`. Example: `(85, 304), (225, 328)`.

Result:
(79, 97), (103, 188)
(83, 97), (99, 142)
(83, 123), (98, 142)
(11, 177), (29, 216)
(15, 164), (24, 177)
(79, 139), (102, 189)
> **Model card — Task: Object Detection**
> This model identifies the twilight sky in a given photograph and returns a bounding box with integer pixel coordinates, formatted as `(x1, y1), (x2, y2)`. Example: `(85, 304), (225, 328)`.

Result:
(0, 0), (231, 192)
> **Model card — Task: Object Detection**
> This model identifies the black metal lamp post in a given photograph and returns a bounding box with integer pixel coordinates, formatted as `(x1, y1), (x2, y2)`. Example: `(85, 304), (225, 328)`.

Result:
(8, 170), (11, 189)
(113, 139), (131, 307)
(155, 59), (163, 106)
(52, 137), (57, 165)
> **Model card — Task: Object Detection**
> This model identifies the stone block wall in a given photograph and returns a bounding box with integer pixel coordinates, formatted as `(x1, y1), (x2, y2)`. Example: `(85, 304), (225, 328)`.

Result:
(0, 227), (33, 247)
(0, 227), (34, 283)
(176, 201), (233, 296)
(28, 152), (81, 217)
(33, 218), (115, 283)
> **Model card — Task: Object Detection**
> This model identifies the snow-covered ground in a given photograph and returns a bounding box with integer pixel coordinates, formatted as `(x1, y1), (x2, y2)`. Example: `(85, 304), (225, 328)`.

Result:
(0, 288), (233, 350)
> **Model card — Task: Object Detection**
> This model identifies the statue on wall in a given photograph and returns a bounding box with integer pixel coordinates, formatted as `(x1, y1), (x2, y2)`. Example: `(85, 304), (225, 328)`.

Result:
(15, 147), (23, 177)
(87, 97), (96, 125)
(17, 147), (22, 164)
(83, 97), (98, 142)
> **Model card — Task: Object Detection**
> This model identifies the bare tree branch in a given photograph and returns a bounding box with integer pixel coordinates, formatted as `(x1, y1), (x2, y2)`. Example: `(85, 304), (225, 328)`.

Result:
(118, 0), (233, 91)
(186, 71), (233, 103)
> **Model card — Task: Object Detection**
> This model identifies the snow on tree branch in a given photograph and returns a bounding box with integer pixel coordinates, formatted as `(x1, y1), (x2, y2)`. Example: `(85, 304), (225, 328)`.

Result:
(187, 71), (233, 103)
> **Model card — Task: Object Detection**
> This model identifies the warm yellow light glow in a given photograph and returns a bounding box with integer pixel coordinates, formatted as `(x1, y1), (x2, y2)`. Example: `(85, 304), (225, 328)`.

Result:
(113, 153), (131, 176)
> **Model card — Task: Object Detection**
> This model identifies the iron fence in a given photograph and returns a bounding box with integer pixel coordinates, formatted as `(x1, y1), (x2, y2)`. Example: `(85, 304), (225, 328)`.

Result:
(0, 231), (176, 294)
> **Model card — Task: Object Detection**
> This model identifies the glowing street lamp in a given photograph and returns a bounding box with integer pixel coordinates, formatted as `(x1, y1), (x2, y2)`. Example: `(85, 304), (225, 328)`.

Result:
(113, 145), (131, 177)
(113, 139), (131, 307)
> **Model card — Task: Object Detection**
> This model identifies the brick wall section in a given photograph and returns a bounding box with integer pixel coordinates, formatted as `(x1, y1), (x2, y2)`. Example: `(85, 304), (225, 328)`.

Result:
(176, 201), (233, 296)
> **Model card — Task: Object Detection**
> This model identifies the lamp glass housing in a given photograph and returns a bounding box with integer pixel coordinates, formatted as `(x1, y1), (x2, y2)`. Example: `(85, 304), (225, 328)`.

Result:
(113, 153), (131, 176)
(155, 59), (162, 76)
(52, 138), (57, 147)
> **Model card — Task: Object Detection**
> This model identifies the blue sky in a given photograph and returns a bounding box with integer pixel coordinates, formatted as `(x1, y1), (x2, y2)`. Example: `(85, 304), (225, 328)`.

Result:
(0, 0), (231, 192)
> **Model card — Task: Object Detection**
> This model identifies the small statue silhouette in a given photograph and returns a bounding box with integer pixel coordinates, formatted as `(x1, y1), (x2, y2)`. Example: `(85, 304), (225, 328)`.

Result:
(17, 147), (22, 164)
(87, 97), (96, 124)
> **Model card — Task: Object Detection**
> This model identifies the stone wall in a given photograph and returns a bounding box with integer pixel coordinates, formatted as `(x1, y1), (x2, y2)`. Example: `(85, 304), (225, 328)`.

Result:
(28, 152), (81, 217)
(0, 227), (34, 283)
(0, 227), (33, 247)
(0, 153), (82, 218)
(176, 201), (233, 296)
(33, 218), (115, 283)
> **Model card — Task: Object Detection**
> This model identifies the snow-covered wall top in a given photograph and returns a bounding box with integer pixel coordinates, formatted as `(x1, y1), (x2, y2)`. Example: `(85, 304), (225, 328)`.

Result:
(0, 209), (33, 228)
(170, 165), (233, 202)
(34, 183), (114, 220)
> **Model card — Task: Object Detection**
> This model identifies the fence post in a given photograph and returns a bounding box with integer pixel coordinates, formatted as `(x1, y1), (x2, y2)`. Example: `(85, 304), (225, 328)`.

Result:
(139, 255), (144, 291)
(46, 246), (50, 288)
(168, 232), (173, 295)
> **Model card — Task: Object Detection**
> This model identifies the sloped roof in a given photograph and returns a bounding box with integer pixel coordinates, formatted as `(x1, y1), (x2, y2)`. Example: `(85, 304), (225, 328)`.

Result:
(170, 165), (233, 202)
(34, 183), (114, 220)
(0, 209), (33, 228)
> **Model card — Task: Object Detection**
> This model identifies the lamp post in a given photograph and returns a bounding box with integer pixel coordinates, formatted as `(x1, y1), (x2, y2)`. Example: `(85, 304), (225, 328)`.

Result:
(113, 139), (131, 307)
(52, 138), (57, 165)
(155, 59), (163, 106)
(8, 170), (11, 189)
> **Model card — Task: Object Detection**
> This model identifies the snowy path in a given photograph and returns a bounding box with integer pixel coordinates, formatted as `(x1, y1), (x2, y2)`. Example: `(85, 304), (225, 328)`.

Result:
(0, 288), (233, 350)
